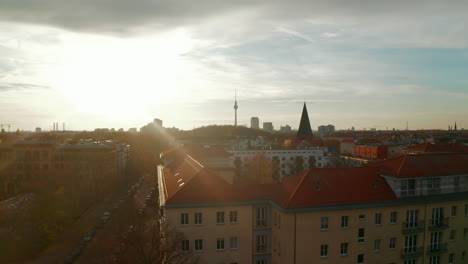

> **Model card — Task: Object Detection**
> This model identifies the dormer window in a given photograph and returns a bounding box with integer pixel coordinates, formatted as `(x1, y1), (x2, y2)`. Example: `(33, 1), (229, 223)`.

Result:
(401, 179), (416, 196)
(427, 177), (441, 195)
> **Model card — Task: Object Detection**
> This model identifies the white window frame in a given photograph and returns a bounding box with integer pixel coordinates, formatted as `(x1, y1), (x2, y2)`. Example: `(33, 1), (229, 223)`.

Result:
(195, 239), (203, 252)
(181, 240), (190, 252)
(194, 212), (203, 225)
(341, 216), (349, 229)
(390, 211), (397, 224)
(217, 211), (225, 224)
(340, 242), (348, 255)
(375, 213), (382, 226)
(230, 237), (238, 250)
(320, 244), (328, 258)
(321, 217), (329, 230)
(389, 237), (396, 249)
(181, 213), (189, 225)
(230, 211), (238, 224)
(216, 238), (225, 251)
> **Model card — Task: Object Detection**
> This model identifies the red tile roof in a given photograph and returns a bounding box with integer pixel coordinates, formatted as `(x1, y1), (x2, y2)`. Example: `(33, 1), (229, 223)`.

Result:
(369, 153), (468, 178)
(341, 138), (355, 143)
(276, 167), (397, 207)
(403, 142), (468, 153)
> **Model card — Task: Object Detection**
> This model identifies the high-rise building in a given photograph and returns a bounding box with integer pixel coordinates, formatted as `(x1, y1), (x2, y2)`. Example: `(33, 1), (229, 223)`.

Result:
(251, 117), (260, 129)
(153, 118), (163, 128)
(263, 122), (273, 132)
(279, 125), (292, 133)
(318, 124), (335, 136)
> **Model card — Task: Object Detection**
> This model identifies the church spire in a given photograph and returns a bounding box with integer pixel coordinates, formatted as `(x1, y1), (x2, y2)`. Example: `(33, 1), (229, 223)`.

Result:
(454, 121), (457, 131)
(297, 102), (313, 139)
(234, 89), (238, 126)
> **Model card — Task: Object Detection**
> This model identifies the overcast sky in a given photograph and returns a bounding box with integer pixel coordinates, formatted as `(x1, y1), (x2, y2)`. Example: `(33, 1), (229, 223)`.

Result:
(1, 0), (467, 131)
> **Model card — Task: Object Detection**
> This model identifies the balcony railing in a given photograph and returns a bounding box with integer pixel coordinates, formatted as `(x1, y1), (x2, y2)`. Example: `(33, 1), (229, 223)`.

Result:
(428, 217), (449, 230)
(427, 243), (448, 255)
(401, 247), (424, 259)
(402, 221), (425, 234)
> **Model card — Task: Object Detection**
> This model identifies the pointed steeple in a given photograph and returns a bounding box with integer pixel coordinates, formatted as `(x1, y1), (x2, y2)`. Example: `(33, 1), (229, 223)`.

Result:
(454, 121), (457, 131)
(297, 103), (313, 139)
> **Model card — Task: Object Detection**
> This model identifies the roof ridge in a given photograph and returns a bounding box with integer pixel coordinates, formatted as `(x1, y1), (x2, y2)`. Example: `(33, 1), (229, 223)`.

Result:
(286, 169), (310, 207)
(166, 156), (204, 201)
(397, 155), (408, 177)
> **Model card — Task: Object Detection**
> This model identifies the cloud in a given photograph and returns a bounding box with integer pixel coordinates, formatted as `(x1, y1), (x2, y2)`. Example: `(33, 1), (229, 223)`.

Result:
(0, 0), (467, 47)
(0, 83), (50, 91)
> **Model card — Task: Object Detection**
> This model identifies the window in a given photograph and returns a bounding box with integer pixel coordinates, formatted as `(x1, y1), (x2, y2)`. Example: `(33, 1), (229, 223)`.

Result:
(404, 260), (417, 264)
(375, 213), (382, 226)
(449, 253), (455, 264)
(216, 238), (225, 250)
(340, 243), (348, 255)
(429, 255), (440, 264)
(454, 176), (460, 192)
(256, 260), (266, 264)
(427, 177), (441, 194)
(406, 210), (419, 228)
(256, 235), (267, 252)
(389, 238), (396, 249)
(404, 235), (418, 253)
(401, 179), (416, 196)
(359, 214), (366, 221)
(357, 254), (364, 264)
(451, 206), (457, 217)
(217, 212), (225, 224)
(431, 207), (444, 227)
(374, 239), (381, 251)
(181, 240), (189, 252)
(390, 212), (397, 224)
(256, 207), (266, 227)
(195, 212), (203, 225)
(230, 211), (238, 223)
(450, 230), (456, 241)
(321, 217), (329, 230)
(358, 228), (365, 243)
(195, 239), (203, 252)
(230, 237), (238, 249)
(181, 213), (189, 225)
(341, 216), (349, 228)
(320, 245), (328, 258)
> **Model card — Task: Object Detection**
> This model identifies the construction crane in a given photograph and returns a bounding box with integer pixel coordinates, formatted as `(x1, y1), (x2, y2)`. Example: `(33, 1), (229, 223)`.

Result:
(0, 123), (13, 133)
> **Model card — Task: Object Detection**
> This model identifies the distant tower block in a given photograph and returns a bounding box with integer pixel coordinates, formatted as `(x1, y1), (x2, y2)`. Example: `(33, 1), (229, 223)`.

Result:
(234, 90), (238, 126)
(251, 117), (259, 129)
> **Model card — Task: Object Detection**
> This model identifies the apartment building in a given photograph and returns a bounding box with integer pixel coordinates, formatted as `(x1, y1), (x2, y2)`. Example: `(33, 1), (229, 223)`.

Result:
(0, 139), (129, 200)
(158, 153), (468, 264)
(228, 148), (328, 179)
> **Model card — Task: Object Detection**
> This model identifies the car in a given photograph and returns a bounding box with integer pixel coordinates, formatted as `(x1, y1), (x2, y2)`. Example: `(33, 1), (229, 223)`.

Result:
(64, 255), (75, 264)
(83, 229), (96, 241)
(104, 211), (111, 216)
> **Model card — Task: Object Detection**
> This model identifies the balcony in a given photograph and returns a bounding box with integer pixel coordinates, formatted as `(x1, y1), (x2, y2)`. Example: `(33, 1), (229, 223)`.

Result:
(428, 217), (449, 230)
(427, 243), (448, 255)
(401, 247), (424, 259)
(402, 221), (425, 234)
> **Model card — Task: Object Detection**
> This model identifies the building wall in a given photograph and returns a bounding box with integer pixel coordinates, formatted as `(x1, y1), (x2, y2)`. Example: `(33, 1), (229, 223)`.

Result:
(340, 142), (355, 155)
(229, 149), (327, 179)
(164, 205), (253, 264)
(271, 200), (468, 264)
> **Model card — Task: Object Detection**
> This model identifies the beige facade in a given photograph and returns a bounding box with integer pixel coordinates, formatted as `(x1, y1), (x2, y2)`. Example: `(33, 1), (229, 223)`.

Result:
(164, 205), (253, 264)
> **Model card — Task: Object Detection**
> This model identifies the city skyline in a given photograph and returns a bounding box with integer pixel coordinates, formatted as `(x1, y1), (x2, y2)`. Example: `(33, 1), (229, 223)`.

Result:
(1, 1), (468, 131)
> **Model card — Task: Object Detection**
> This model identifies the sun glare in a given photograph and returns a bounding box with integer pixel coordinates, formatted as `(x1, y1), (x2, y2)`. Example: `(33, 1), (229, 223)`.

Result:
(53, 29), (194, 119)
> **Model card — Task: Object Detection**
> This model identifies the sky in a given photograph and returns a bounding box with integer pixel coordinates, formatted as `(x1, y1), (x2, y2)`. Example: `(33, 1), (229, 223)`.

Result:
(1, 0), (467, 131)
